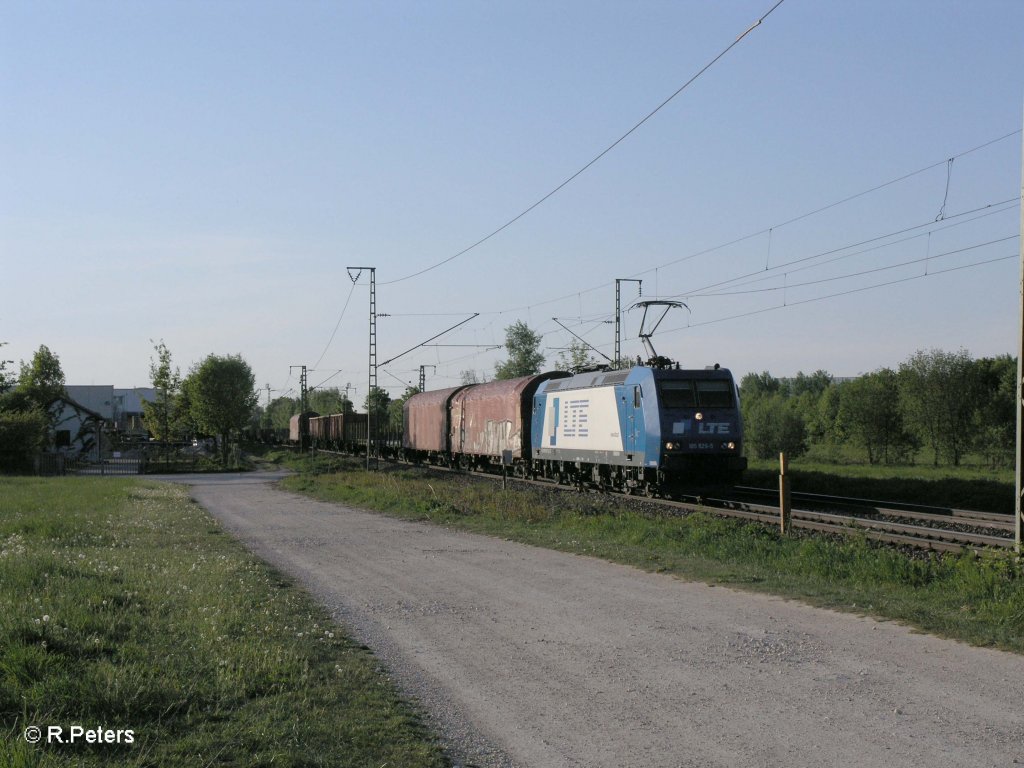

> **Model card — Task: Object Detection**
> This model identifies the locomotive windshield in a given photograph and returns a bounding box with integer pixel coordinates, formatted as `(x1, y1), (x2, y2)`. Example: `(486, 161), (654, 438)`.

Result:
(659, 379), (734, 409)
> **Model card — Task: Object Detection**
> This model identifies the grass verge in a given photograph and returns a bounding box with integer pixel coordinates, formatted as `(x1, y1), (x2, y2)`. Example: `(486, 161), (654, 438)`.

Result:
(0, 476), (447, 768)
(279, 456), (1024, 655)
(743, 459), (1014, 514)
(741, 466), (1011, 514)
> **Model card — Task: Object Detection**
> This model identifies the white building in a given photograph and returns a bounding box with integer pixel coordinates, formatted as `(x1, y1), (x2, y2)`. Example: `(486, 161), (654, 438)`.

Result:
(52, 386), (157, 456)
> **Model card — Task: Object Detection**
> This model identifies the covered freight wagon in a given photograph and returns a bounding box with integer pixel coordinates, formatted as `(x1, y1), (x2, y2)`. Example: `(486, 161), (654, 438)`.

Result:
(449, 373), (567, 465)
(403, 385), (468, 459)
(288, 411), (320, 446)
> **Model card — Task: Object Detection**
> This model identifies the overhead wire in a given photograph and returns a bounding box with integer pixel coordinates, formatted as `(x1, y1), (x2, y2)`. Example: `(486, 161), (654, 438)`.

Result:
(688, 201), (1019, 293)
(400, 129), (1021, 320)
(605, 132), (1023, 297)
(312, 88), (1019, 379)
(687, 235), (1018, 297)
(308, 369), (347, 391)
(672, 197), (1020, 298)
(311, 280), (358, 370)
(403, 194), (1020, 369)
(380, 0), (787, 286)
(412, 236), (1019, 371)
(677, 254), (1016, 333)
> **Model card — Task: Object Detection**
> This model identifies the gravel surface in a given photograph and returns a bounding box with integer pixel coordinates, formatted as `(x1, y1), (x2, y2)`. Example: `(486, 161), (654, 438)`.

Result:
(174, 472), (1024, 768)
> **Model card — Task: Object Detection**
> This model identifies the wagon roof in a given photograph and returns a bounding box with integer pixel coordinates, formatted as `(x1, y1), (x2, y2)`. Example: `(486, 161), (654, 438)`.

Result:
(406, 385), (469, 409)
(453, 373), (569, 403)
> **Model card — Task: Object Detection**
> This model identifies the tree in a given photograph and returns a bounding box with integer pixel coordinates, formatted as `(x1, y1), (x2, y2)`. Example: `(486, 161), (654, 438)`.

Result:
(142, 340), (181, 442)
(739, 371), (781, 400)
(738, 371), (806, 460)
(790, 370), (833, 398)
(266, 396), (300, 431)
(363, 386), (391, 432)
(743, 393), (807, 460)
(0, 345), (62, 472)
(807, 384), (843, 457)
(388, 386), (420, 431)
(972, 355), (1015, 469)
(898, 349), (978, 466)
(183, 354), (258, 464)
(308, 387), (353, 416)
(4, 345), (66, 420)
(836, 369), (916, 464)
(0, 409), (49, 473)
(495, 321), (545, 380)
(556, 340), (598, 373)
(174, 374), (200, 440)
(460, 370), (486, 385)
(0, 342), (13, 395)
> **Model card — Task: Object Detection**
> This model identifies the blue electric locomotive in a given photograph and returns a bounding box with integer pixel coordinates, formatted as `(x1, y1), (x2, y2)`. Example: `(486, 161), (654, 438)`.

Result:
(530, 365), (746, 494)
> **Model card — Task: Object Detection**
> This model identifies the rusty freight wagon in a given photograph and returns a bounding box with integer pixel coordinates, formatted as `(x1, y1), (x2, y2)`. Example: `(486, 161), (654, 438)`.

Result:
(448, 373), (567, 470)
(308, 412), (368, 452)
(288, 411), (319, 446)
(307, 413), (327, 444)
(403, 385), (468, 464)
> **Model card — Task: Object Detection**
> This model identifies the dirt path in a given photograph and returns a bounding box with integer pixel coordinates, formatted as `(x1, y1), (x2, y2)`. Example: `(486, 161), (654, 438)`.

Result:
(178, 473), (1022, 768)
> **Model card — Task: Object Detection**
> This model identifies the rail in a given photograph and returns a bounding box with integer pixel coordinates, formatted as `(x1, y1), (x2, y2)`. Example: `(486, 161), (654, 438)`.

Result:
(304, 449), (1015, 553)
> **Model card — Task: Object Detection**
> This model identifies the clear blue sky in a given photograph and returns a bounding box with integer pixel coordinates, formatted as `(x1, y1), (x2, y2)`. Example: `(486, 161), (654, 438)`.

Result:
(2, 0), (1022, 405)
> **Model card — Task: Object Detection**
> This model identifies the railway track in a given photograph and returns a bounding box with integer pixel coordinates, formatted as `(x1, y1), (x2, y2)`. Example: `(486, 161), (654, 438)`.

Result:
(307, 448), (1016, 553)
(684, 488), (1014, 554)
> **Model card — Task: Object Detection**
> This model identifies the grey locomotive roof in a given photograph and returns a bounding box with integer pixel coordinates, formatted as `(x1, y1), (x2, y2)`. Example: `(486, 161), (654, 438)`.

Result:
(542, 370), (630, 392)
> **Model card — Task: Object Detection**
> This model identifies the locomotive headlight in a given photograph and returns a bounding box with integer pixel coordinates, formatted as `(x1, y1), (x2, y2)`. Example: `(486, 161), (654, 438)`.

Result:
(665, 442), (673, 450)
(722, 441), (736, 450)
(728, 441), (736, 450)
(695, 412), (704, 421)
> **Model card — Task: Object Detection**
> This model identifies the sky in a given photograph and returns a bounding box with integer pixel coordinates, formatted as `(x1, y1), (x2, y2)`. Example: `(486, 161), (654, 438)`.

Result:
(2, 0), (1022, 407)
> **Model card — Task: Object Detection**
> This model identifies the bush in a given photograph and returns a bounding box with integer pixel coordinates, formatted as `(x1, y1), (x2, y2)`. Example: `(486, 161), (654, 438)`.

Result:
(0, 410), (48, 473)
(743, 393), (807, 460)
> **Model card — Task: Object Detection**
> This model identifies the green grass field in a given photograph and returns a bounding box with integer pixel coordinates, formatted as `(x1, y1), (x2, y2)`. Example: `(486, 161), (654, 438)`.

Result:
(743, 452), (1015, 513)
(0, 477), (447, 768)
(275, 453), (1024, 655)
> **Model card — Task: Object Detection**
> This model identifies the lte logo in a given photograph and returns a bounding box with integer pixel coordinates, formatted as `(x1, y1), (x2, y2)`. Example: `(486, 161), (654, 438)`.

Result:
(673, 420), (730, 436)
(698, 422), (731, 435)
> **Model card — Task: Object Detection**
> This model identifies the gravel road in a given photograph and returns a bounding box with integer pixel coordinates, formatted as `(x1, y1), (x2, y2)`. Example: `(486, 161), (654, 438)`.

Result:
(176, 472), (1023, 768)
